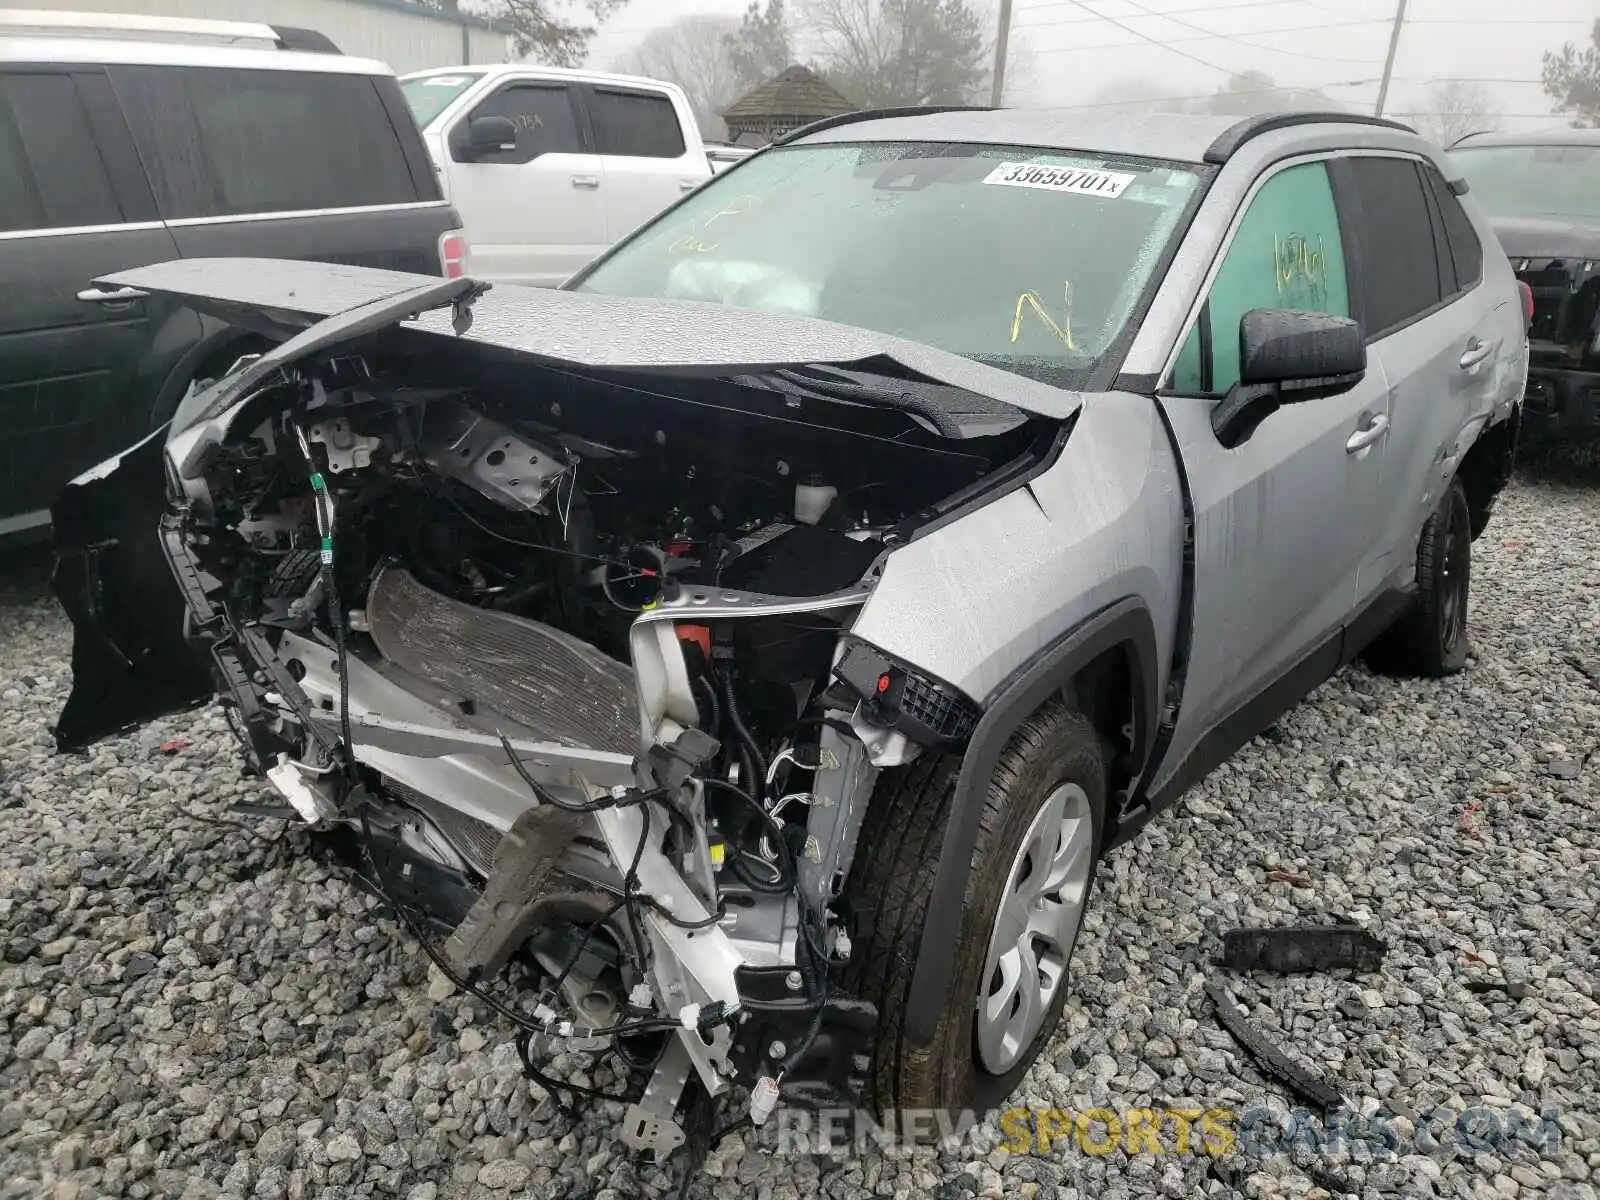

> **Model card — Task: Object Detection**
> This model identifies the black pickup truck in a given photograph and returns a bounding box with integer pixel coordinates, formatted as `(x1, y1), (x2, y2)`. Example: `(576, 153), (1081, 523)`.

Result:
(1452, 129), (1600, 447)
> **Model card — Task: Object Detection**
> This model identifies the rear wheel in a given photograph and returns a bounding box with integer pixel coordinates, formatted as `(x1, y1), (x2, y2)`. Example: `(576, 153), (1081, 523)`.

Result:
(841, 703), (1107, 1116)
(1364, 478), (1472, 677)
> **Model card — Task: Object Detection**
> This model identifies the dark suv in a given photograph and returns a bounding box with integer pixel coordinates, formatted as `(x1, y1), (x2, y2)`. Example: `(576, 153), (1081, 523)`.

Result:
(1452, 128), (1600, 446)
(0, 10), (467, 545)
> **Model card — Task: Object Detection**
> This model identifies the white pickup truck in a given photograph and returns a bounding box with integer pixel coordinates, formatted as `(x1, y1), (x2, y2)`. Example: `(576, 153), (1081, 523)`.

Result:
(401, 65), (723, 287)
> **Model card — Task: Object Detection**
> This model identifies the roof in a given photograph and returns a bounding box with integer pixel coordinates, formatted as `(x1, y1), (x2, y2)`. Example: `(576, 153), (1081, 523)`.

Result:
(789, 106), (1423, 165)
(0, 34), (391, 73)
(1451, 127), (1600, 149)
(723, 65), (855, 123)
(401, 63), (691, 95)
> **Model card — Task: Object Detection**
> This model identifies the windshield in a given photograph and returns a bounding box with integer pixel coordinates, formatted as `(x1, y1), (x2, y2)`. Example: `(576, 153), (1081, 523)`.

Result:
(401, 72), (483, 129)
(1451, 144), (1600, 223)
(569, 141), (1203, 387)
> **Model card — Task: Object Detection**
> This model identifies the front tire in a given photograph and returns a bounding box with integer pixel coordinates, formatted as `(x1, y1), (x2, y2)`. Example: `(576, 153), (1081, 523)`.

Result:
(842, 703), (1107, 1116)
(1364, 478), (1472, 678)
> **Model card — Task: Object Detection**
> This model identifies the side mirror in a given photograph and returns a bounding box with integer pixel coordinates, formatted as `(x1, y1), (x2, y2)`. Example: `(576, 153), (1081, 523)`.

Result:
(1213, 308), (1366, 448)
(461, 115), (517, 159)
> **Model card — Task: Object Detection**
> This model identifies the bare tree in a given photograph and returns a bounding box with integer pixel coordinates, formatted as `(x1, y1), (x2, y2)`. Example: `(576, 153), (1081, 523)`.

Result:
(1403, 79), (1501, 147)
(802, 0), (988, 107)
(617, 16), (746, 140)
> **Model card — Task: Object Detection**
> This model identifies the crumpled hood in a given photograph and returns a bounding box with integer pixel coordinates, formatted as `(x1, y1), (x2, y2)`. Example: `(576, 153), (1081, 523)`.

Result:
(91, 258), (1084, 433)
(1490, 216), (1600, 263)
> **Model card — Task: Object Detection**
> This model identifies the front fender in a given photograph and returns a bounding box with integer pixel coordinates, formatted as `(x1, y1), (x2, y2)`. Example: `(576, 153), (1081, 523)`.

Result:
(900, 597), (1160, 1047)
(840, 392), (1187, 1049)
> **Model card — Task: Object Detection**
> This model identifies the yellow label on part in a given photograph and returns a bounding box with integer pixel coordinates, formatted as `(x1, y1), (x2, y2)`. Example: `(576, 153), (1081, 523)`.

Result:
(709, 842), (726, 867)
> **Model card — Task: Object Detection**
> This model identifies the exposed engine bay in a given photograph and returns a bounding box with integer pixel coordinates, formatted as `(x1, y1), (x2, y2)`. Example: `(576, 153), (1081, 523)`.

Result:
(153, 341), (1047, 1152)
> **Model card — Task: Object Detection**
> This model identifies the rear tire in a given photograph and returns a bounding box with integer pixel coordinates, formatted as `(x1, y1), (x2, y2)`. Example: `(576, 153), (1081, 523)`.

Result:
(841, 702), (1107, 1118)
(1364, 478), (1472, 678)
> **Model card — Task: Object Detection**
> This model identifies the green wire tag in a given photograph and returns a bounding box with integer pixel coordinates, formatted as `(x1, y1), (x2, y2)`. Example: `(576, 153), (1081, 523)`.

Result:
(320, 536), (334, 565)
(309, 472), (327, 493)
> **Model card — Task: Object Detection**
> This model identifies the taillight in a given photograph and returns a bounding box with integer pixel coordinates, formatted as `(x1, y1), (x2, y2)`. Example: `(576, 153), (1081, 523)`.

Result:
(1517, 280), (1534, 326)
(439, 230), (469, 279)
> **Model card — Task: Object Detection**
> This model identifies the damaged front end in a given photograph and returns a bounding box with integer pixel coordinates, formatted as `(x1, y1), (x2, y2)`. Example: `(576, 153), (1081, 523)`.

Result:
(52, 261), (1066, 1149)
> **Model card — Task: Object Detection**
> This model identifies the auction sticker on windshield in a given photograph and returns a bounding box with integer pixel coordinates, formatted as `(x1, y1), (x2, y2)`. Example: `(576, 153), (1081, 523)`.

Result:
(983, 163), (1137, 198)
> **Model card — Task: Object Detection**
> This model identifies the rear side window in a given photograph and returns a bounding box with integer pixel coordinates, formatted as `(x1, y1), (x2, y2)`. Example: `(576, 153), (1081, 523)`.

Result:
(588, 88), (685, 159)
(111, 65), (421, 219)
(0, 71), (122, 233)
(1337, 156), (1444, 338)
(1421, 164), (1483, 293)
(1171, 161), (1350, 394)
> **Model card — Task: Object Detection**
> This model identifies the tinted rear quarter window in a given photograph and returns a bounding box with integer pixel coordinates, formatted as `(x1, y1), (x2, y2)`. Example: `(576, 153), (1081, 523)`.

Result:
(588, 88), (685, 158)
(111, 65), (422, 219)
(1421, 164), (1483, 292)
(0, 71), (122, 232)
(1338, 156), (1443, 337)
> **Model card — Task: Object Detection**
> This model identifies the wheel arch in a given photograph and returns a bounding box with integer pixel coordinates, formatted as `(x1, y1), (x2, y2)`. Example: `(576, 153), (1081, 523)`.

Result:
(1458, 406), (1521, 540)
(146, 321), (278, 433)
(901, 596), (1160, 1048)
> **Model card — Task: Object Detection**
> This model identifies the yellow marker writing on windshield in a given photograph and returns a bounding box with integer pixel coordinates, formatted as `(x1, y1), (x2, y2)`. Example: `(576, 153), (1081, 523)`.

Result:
(666, 194), (760, 254)
(1011, 282), (1076, 351)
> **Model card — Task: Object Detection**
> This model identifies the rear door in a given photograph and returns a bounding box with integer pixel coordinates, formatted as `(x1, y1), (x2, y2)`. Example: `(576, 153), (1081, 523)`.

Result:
(436, 76), (606, 286)
(581, 83), (707, 243)
(1329, 153), (1508, 599)
(107, 64), (455, 277)
(0, 66), (186, 537)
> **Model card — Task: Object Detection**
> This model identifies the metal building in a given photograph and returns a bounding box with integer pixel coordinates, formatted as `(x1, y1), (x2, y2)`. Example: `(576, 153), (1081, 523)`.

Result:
(0, 0), (509, 73)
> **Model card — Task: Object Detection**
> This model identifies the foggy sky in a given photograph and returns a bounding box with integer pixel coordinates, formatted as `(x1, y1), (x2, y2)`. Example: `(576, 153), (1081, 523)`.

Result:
(583, 0), (1595, 129)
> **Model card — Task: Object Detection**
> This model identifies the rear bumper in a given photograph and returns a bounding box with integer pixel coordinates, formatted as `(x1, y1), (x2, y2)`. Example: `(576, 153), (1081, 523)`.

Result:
(1522, 359), (1600, 444)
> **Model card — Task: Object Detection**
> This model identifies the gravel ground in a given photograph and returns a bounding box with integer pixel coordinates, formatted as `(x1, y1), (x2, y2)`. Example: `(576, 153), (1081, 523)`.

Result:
(0, 471), (1597, 1200)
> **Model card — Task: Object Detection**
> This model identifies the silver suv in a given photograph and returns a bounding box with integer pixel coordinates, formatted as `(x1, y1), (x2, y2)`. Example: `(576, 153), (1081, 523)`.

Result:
(50, 108), (1528, 1146)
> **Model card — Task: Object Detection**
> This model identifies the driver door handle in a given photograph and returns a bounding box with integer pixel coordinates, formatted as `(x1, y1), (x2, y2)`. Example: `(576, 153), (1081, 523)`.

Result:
(1346, 412), (1390, 454)
(571, 174), (600, 190)
(1459, 337), (1495, 370)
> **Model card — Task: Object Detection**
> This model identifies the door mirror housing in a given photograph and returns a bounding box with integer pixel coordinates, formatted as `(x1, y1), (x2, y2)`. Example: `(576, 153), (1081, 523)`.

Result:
(461, 115), (517, 159)
(1213, 308), (1367, 448)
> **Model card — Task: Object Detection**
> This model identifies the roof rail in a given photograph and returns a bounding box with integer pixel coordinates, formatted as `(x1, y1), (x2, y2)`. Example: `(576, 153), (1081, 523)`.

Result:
(1204, 111), (1415, 164)
(0, 9), (342, 53)
(775, 105), (994, 146)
